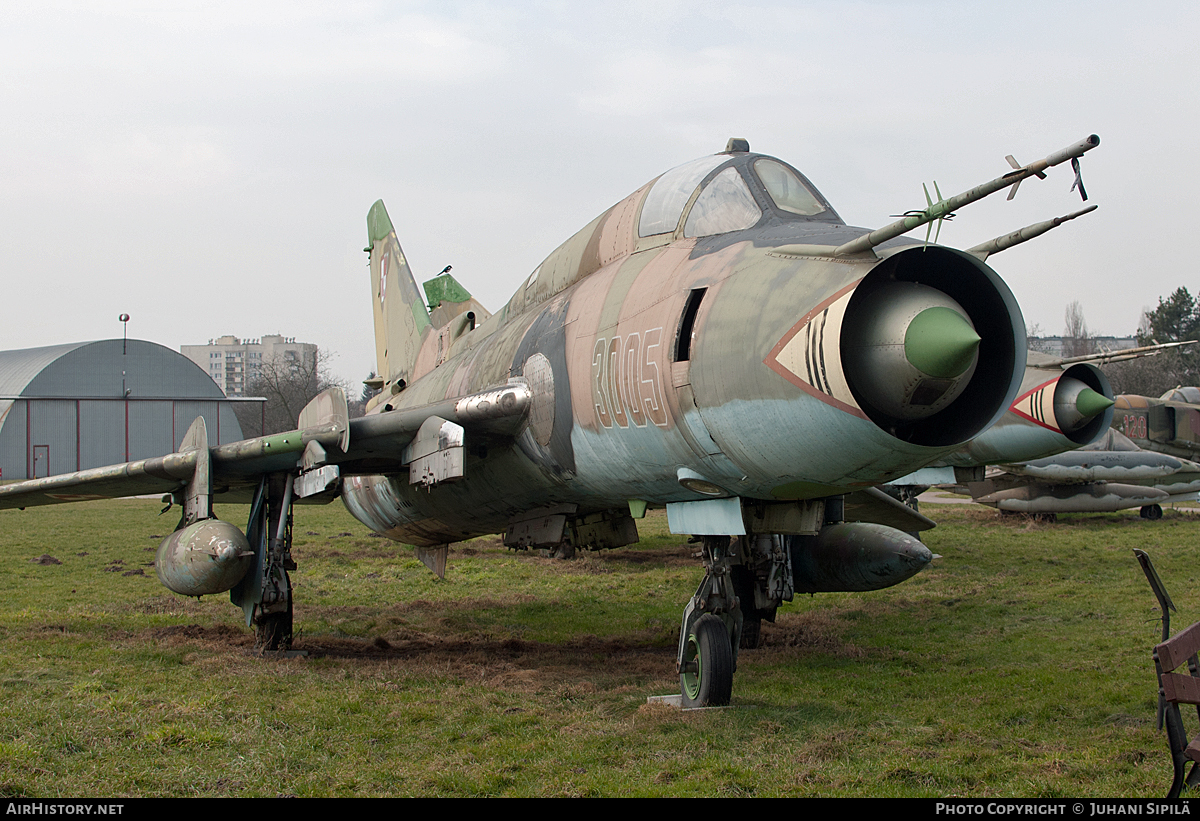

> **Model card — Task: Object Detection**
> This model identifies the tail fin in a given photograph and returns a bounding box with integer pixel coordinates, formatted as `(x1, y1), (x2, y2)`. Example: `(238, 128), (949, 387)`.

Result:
(366, 200), (431, 387)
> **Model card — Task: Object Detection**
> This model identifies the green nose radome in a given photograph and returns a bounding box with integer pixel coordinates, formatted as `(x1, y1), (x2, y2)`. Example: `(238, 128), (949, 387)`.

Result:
(904, 306), (982, 378)
(1075, 387), (1115, 419)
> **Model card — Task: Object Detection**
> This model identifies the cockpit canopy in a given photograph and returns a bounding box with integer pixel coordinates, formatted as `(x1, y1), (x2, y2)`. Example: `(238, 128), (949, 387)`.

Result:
(637, 145), (841, 240)
(504, 141), (847, 319)
(1162, 386), (1200, 404)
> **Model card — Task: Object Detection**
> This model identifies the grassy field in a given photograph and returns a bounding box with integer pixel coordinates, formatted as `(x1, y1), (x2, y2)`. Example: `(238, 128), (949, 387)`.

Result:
(0, 497), (1196, 797)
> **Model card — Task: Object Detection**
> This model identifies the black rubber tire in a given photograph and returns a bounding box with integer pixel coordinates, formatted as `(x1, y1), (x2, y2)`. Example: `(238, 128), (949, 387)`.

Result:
(1141, 504), (1164, 520)
(680, 614), (734, 707)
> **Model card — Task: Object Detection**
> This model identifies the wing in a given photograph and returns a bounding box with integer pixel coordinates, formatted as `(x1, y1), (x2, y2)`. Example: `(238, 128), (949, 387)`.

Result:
(843, 486), (936, 532)
(0, 381), (532, 511)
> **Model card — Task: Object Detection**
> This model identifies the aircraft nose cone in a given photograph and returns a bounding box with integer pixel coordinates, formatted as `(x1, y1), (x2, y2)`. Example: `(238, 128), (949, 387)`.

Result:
(904, 306), (982, 379)
(841, 282), (981, 422)
(1052, 376), (1115, 432)
(1075, 387), (1115, 419)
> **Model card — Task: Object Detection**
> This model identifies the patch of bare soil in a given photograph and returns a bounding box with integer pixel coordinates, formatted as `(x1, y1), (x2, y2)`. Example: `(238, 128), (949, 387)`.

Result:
(600, 546), (698, 570)
(150, 623), (253, 646)
(135, 602), (866, 699)
(754, 611), (866, 659)
(138, 619), (675, 694)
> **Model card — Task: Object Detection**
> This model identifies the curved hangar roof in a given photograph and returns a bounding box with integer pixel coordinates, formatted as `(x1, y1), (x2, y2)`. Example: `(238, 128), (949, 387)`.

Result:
(0, 339), (244, 480)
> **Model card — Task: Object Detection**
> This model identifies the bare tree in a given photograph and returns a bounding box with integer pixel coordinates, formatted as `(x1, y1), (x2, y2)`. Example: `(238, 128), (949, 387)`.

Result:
(1063, 301), (1093, 357)
(1026, 322), (1047, 352)
(348, 372), (382, 419)
(234, 347), (348, 437)
(1104, 288), (1200, 397)
(1102, 353), (1185, 398)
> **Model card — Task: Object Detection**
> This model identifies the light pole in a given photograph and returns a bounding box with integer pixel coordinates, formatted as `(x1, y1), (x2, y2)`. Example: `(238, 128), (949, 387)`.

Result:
(119, 313), (130, 355)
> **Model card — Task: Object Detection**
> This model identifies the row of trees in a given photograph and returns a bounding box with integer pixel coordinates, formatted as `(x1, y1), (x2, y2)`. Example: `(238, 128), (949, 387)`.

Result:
(1027, 291), (1199, 397)
(1100, 288), (1199, 397)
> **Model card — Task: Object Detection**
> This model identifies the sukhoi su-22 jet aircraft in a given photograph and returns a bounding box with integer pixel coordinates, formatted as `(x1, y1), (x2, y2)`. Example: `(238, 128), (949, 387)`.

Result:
(0, 135), (1102, 707)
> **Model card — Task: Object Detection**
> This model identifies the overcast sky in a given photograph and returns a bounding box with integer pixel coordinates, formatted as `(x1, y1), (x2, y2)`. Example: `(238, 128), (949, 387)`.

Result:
(2, 1), (1196, 387)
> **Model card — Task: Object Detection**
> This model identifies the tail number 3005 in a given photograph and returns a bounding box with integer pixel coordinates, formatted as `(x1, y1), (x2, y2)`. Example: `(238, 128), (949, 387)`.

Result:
(592, 328), (668, 429)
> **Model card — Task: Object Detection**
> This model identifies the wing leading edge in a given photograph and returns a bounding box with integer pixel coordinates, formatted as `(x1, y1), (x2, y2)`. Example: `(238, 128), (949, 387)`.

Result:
(0, 381), (532, 511)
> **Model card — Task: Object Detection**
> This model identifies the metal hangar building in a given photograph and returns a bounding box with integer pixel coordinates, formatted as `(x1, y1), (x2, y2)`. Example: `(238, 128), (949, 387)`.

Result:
(0, 339), (245, 481)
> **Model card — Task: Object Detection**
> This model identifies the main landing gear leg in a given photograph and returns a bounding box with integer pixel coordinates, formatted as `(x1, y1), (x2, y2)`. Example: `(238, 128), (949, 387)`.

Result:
(730, 534), (792, 650)
(231, 473), (298, 653)
(677, 535), (741, 707)
(230, 473), (297, 652)
(256, 473), (296, 651)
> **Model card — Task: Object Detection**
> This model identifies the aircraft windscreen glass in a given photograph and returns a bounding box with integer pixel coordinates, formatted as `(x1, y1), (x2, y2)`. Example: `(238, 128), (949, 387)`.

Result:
(683, 167), (761, 238)
(1164, 387), (1200, 404)
(754, 159), (827, 217)
(638, 155), (730, 237)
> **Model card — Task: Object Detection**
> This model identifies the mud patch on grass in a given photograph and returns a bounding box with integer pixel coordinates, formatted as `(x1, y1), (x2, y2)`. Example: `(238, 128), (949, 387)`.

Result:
(150, 623), (252, 647)
(596, 546), (697, 571)
(129, 597), (227, 616)
(133, 619), (675, 695)
(758, 611), (865, 659)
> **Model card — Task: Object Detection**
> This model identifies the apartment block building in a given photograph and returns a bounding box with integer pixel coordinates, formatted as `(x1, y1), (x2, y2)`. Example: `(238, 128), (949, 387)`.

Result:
(181, 335), (317, 397)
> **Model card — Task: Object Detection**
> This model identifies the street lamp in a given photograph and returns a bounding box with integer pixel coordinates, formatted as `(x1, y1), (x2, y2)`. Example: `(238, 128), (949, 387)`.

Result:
(119, 313), (130, 355)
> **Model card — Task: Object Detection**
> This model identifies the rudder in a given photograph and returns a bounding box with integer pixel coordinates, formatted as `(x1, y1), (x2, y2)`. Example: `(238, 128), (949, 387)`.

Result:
(366, 200), (431, 387)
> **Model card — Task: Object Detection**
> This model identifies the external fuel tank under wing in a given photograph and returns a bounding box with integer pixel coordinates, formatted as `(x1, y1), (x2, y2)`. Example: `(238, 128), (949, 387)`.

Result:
(960, 427), (1200, 520)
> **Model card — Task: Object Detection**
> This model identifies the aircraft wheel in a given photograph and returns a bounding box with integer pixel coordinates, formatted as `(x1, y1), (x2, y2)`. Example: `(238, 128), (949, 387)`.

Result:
(680, 614), (733, 708)
(1141, 504), (1164, 521)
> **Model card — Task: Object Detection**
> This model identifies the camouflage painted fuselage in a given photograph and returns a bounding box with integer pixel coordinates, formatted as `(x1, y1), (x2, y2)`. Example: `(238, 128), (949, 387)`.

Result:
(1113, 390), (1200, 460)
(343, 149), (1026, 546)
